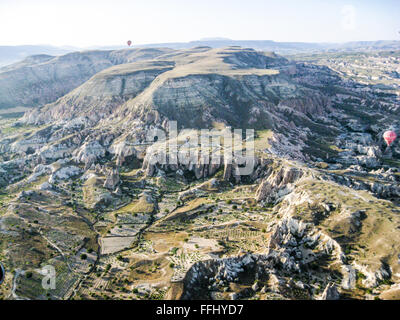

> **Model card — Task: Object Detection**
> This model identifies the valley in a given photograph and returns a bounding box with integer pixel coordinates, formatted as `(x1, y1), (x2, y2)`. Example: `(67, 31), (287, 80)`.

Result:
(0, 46), (399, 300)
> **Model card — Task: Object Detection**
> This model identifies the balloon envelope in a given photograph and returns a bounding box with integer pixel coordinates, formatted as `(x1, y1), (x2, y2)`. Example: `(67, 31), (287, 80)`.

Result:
(0, 262), (4, 285)
(127, 40), (132, 46)
(383, 130), (397, 146)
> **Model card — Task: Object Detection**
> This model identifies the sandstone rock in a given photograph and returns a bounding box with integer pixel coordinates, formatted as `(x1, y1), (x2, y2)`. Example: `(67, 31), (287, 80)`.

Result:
(260, 285), (268, 293)
(49, 166), (82, 183)
(341, 265), (356, 290)
(268, 274), (281, 293)
(230, 292), (239, 300)
(74, 140), (106, 164)
(252, 282), (259, 291)
(320, 283), (340, 300)
(37, 182), (53, 191)
(103, 168), (120, 190)
(256, 166), (303, 203)
(223, 163), (232, 181)
(114, 186), (122, 195)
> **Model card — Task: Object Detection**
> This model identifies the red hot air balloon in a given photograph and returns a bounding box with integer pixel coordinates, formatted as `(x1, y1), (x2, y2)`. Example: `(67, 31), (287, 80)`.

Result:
(383, 130), (397, 146)
(127, 40), (132, 47)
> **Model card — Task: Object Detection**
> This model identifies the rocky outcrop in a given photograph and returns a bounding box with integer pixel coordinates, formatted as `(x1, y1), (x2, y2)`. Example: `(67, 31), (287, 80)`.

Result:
(178, 214), (347, 300)
(330, 171), (400, 199)
(73, 141), (106, 164)
(256, 166), (303, 203)
(141, 146), (224, 180)
(267, 217), (344, 273)
(103, 168), (120, 190)
(1, 48), (172, 112)
(109, 140), (138, 166)
(48, 166), (82, 183)
(319, 283), (340, 300)
(180, 254), (266, 299)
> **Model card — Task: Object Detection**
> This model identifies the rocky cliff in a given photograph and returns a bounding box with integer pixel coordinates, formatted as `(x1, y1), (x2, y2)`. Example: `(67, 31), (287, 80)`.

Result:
(0, 48), (172, 110)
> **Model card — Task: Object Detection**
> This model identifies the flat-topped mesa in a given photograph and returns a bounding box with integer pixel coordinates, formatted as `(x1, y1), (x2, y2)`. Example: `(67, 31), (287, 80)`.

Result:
(16, 47), (339, 154)
(22, 60), (175, 125)
(0, 48), (172, 111)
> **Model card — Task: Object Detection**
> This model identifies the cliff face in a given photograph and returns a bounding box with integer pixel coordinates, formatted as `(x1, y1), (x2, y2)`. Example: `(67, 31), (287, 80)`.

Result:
(11, 47), (398, 169)
(22, 60), (175, 124)
(21, 47), (333, 132)
(0, 48), (172, 110)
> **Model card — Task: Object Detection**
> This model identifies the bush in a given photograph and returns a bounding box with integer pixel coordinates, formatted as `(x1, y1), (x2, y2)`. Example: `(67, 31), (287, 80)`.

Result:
(80, 253), (87, 260)
(357, 272), (366, 280)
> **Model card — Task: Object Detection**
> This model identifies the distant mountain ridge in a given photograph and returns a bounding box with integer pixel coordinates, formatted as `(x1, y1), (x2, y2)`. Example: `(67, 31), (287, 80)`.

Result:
(2, 40), (399, 68)
(131, 39), (400, 54)
(0, 45), (78, 67)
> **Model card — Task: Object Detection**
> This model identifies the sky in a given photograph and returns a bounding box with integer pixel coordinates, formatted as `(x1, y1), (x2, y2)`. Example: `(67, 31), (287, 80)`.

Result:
(0, 0), (399, 47)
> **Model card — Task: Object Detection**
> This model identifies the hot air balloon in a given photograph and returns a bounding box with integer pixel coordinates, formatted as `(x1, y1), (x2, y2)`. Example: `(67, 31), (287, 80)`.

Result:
(127, 40), (132, 47)
(0, 262), (5, 285)
(383, 130), (397, 146)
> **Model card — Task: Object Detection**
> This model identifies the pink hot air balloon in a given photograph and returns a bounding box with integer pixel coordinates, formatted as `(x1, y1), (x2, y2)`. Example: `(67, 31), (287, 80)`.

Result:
(383, 130), (397, 146)
(127, 40), (132, 47)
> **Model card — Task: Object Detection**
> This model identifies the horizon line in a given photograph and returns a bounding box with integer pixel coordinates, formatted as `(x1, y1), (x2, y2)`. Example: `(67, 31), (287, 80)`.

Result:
(1, 38), (399, 49)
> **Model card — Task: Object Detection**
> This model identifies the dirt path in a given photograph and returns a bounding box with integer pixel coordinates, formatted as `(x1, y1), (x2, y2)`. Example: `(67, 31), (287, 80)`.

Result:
(10, 269), (28, 300)
(40, 232), (73, 272)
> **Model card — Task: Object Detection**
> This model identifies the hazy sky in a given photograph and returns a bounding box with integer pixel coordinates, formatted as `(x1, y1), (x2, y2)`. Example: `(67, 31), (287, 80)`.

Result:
(0, 0), (399, 47)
